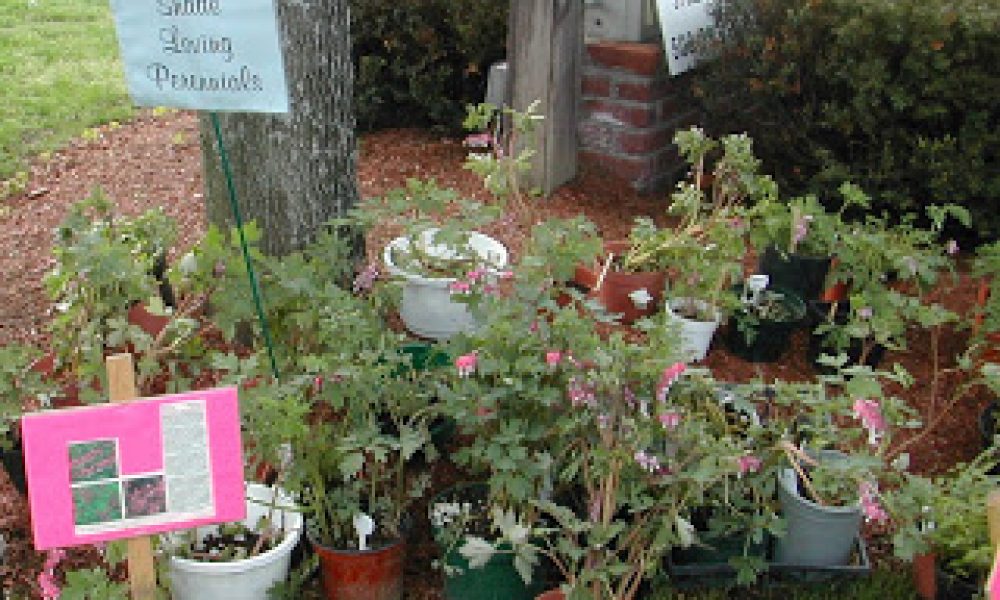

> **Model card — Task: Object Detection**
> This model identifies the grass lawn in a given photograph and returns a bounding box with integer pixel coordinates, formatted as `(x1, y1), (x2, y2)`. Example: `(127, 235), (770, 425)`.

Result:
(0, 0), (132, 183)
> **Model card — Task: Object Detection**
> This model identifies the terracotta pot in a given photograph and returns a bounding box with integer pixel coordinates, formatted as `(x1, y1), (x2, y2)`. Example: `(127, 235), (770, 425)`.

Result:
(535, 590), (565, 600)
(313, 536), (405, 600)
(912, 552), (937, 600)
(573, 241), (667, 325)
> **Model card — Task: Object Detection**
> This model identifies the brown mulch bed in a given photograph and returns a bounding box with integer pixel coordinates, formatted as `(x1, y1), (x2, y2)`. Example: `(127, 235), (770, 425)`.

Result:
(0, 110), (990, 597)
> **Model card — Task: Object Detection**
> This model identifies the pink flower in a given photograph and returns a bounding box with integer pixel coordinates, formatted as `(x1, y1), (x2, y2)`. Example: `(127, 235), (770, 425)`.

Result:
(634, 450), (661, 474)
(567, 378), (595, 407)
(857, 307), (873, 319)
(658, 411), (682, 430)
(38, 548), (65, 599)
(946, 240), (959, 256)
(792, 214), (813, 247)
(449, 281), (471, 294)
(597, 413), (611, 429)
(466, 268), (486, 282)
(529, 320), (540, 333)
(464, 132), (493, 148)
(656, 362), (687, 402)
(859, 481), (889, 524)
(352, 263), (380, 294)
(736, 455), (763, 475)
(497, 270), (514, 280)
(852, 397), (886, 446)
(545, 351), (562, 367)
(455, 352), (478, 377)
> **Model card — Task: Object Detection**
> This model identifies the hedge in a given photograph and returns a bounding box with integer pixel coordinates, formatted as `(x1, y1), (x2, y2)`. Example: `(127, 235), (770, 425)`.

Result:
(351, 0), (508, 132)
(690, 0), (1000, 241)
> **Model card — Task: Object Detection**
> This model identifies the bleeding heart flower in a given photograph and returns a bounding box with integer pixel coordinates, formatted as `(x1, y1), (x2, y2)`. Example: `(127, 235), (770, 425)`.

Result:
(545, 351), (562, 367)
(736, 455), (763, 475)
(656, 362), (687, 402)
(852, 397), (886, 446)
(455, 353), (478, 377)
(658, 411), (682, 430)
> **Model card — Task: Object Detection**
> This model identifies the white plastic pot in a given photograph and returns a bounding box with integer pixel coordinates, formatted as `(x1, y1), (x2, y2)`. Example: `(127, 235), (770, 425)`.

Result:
(383, 229), (508, 340)
(169, 484), (302, 600)
(665, 298), (720, 362)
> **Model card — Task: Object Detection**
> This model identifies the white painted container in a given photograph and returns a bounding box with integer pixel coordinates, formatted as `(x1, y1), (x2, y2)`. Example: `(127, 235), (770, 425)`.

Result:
(585, 0), (660, 42)
(383, 229), (508, 340)
(169, 484), (302, 600)
(665, 297), (720, 362)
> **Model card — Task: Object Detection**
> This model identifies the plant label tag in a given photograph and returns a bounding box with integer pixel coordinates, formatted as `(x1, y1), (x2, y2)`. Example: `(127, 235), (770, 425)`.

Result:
(22, 387), (245, 549)
(108, 0), (289, 113)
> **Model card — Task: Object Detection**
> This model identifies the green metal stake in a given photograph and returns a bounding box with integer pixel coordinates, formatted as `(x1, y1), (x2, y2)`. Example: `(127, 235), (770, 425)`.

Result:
(209, 112), (280, 380)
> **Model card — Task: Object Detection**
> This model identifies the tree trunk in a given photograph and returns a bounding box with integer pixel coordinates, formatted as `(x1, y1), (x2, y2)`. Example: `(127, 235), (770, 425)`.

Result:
(200, 0), (360, 258)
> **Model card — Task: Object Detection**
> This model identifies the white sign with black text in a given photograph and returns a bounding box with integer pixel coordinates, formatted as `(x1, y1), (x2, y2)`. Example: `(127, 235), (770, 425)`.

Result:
(655, 0), (716, 76)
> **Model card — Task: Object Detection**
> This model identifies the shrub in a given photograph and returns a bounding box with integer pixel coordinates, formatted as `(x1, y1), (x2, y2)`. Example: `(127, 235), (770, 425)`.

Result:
(690, 0), (1000, 241)
(351, 0), (508, 132)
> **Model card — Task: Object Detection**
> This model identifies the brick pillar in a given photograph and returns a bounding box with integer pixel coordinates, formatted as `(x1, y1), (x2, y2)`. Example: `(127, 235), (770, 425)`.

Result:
(578, 42), (698, 193)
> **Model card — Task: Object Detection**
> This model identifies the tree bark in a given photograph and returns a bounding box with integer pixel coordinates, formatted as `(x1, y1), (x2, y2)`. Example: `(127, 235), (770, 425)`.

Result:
(200, 0), (359, 258)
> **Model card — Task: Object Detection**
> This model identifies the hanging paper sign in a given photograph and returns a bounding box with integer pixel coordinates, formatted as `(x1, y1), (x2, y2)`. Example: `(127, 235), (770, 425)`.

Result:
(22, 387), (245, 550)
(109, 0), (289, 113)
(655, 0), (717, 76)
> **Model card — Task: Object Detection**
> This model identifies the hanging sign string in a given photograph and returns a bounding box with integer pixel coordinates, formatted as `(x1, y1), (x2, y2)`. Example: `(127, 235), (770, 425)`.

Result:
(209, 112), (281, 380)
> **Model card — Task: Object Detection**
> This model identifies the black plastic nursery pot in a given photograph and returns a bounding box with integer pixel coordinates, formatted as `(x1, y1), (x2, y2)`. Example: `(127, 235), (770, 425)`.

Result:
(757, 246), (832, 303)
(724, 286), (807, 363)
(806, 301), (886, 374)
(0, 431), (26, 495)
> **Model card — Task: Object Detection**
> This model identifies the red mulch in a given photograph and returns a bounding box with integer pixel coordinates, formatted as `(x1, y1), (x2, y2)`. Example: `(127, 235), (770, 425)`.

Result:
(0, 110), (989, 597)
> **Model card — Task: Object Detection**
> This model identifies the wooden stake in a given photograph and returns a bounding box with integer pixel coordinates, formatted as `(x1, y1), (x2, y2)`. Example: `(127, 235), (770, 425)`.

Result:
(106, 354), (159, 600)
(988, 489), (1000, 548)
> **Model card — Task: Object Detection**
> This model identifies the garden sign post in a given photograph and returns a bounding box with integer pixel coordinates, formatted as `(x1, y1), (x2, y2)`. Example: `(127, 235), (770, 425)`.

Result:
(21, 356), (245, 599)
(107, 355), (156, 599)
(107, 0), (290, 378)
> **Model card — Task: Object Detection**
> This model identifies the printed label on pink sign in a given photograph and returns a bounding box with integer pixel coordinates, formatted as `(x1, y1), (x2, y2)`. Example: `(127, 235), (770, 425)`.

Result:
(21, 387), (245, 550)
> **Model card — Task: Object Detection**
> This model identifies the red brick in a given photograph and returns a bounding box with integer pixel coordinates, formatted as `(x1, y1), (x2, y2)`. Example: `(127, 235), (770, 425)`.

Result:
(619, 129), (672, 155)
(617, 79), (672, 102)
(587, 42), (662, 77)
(580, 151), (655, 186)
(582, 75), (612, 98)
(583, 99), (655, 129)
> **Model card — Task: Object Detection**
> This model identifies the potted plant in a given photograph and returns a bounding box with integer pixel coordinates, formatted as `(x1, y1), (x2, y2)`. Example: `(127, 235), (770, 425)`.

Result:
(165, 483), (303, 600)
(355, 177), (507, 340)
(771, 365), (915, 567)
(723, 275), (806, 363)
(748, 192), (844, 303)
(887, 448), (1000, 599)
(235, 274), (441, 600)
(442, 273), (792, 597)
(583, 128), (764, 328)
(809, 190), (967, 373)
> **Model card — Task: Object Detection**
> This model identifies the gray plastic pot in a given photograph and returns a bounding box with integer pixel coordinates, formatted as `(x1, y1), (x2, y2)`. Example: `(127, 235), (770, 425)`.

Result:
(774, 453), (861, 566)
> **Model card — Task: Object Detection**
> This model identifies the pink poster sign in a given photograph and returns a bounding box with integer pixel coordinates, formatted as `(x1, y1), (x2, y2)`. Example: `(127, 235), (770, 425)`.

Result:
(21, 387), (245, 550)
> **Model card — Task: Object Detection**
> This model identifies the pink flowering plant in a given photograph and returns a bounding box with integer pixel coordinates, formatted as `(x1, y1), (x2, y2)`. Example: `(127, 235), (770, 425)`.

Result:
(621, 129), (763, 320)
(441, 287), (794, 595)
(811, 186), (968, 368)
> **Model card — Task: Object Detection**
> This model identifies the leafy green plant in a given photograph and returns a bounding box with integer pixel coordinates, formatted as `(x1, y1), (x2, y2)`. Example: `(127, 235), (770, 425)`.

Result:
(887, 448), (1000, 581)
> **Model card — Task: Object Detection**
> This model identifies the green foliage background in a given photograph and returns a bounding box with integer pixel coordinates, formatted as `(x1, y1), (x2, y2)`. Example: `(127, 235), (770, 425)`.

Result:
(351, 0), (508, 132)
(690, 0), (1000, 241)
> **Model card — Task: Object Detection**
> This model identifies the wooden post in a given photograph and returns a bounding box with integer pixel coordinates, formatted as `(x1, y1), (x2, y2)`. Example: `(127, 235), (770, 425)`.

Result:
(989, 489), (1000, 548)
(507, 0), (582, 196)
(107, 354), (159, 600)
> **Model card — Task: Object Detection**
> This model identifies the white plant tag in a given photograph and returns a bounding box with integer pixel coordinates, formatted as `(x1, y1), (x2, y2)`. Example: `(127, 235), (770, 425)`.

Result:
(353, 513), (375, 551)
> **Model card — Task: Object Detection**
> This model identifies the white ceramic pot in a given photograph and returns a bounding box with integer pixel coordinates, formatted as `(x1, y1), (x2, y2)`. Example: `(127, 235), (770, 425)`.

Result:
(169, 484), (302, 600)
(383, 229), (508, 340)
(665, 298), (720, 362)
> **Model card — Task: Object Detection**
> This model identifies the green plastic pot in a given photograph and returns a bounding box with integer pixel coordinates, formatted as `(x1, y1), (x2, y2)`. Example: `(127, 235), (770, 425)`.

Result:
(432, 483), (544, 600)
(774, 451), (861, 567)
